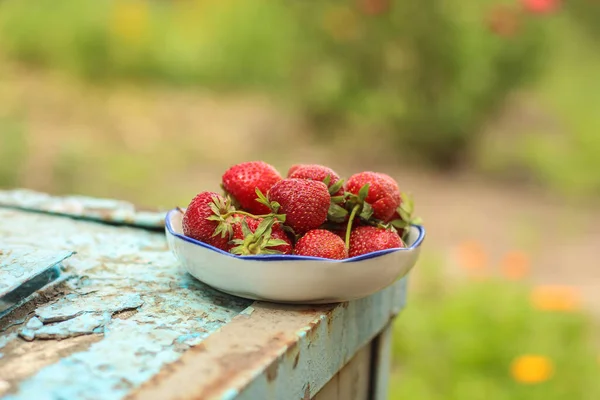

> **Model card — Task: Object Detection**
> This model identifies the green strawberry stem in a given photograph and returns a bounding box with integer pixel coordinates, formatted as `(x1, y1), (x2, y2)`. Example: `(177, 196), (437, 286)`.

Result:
(220, 210), (281, 221)
(345, 204), (361, 250)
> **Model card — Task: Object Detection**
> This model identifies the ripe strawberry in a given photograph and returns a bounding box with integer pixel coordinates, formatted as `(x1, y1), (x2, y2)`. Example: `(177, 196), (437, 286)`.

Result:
(288, 164), (344, 196)
(287, 164), (303, 176)
(349, 226), (404, 257)
(264, 178), (330, 235)
(222, 161), (282, 215)
(182, 192), (234, 250)
(229, 215), (292, 255)
(229, 217), (292, 256)
(345, 171), (401, 222)
(294, 229), (348, 260)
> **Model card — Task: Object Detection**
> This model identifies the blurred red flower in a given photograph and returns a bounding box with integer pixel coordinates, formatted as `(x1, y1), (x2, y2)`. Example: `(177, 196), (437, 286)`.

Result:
(522, 0), (561, 14)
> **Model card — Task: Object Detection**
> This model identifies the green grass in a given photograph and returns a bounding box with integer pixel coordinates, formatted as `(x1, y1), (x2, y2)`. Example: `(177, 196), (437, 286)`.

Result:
(389, 259), (600, 400)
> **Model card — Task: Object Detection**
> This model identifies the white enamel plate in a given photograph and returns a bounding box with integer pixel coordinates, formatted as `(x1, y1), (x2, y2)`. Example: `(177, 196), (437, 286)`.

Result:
(165, 209), (425, 304)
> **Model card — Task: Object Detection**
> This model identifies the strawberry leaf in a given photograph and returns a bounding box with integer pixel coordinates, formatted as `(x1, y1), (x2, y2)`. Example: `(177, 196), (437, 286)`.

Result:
(330, 195), (345, 204)
(241, 219), (253, 238)
(328, 178), (344, 195)
(359, 202), (374, 220)
(323, 174), (331, 187)
(358, 183), (370, 202)
(253, 218), (275, 240)
(266, 239), (289, 247)
(255, 188), (272, 209)
(390, 219), (408, 229)
(328, 203), (348, 223)
(270, 201), (281, 213)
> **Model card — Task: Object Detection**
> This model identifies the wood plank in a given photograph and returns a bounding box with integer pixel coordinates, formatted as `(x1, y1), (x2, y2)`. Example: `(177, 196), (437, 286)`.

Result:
(0, 190), (410, 400)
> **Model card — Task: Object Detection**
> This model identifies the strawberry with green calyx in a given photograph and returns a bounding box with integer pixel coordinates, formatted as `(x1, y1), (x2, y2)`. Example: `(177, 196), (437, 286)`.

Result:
(345, 171), (401, 222)
(389, 192), (423, 242)
(349, 225), (404, 258)
(341, 183), (375, 249)
(260, 178), (330, 235)
(228, 215), (293, 254)
(182, 192), (236, 250)
(294, 229), (348, 260)
(229, 217), (291, 256)
(288, 164), (345, 196)
(222, 161), (282, 215)
(287, 164), (347, 224)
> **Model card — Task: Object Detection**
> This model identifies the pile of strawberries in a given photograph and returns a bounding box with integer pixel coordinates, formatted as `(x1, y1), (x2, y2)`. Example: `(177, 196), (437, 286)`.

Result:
(181, 161), (421, 260)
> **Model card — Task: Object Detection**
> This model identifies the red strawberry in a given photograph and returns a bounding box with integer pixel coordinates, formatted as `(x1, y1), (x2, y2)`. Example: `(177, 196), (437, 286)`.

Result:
(288, 164), (344, 196)
(222, 161), (282, 215)
(287, 164), (304, 176)
(182, 192), (234, 250)
(265, 178), (330, 235)
(349, 226), (404, 257)
(229, 215), (292, 255)
(345, 171), (401, 222)
(294, 229), (348, 260)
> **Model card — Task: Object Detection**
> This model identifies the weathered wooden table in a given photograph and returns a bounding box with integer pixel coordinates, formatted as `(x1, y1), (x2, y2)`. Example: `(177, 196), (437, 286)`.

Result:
(0, 190), (409, 400)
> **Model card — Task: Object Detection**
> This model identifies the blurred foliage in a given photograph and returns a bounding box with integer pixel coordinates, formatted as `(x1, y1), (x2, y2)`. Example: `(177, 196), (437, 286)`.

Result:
(0, 0), (599, 195)
(0, 116), (27, 187)
(476, 11), (600, 197)
(390, 259), (600, 400)
(0, 0), (549, 169)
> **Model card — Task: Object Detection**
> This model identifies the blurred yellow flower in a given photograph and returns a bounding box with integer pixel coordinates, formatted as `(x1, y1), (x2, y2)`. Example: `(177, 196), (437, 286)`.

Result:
(510, 354), (554, 384)
(500, 250), (530, 280)
(457, 240), (488, 271)
(321, 6), (361, 42)
(530, 285), (580, 312)
(109, 0), (149, 44)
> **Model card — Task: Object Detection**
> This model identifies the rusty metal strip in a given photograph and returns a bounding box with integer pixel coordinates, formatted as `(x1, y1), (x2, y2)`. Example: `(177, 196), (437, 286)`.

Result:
(0, 189), (166, 229)
(128, 279), (407, 400)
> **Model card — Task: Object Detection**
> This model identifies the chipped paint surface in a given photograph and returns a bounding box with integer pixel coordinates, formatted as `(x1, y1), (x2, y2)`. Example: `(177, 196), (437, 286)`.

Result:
(0, 189), (165, 229)
(0, 247), (72, 316)
(0, 190), (410, 400)
(0, 199), (251, 400)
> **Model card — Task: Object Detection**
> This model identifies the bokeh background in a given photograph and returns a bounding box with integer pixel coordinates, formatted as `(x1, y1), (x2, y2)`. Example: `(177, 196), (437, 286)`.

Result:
(1, 0), (599, 398)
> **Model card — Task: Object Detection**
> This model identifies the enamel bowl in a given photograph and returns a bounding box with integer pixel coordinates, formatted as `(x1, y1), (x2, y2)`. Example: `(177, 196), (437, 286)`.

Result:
(165, 209), (425, 304)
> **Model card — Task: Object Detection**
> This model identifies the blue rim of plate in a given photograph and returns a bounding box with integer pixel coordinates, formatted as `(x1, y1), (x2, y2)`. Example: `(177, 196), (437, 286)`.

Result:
(165, 208), (425, 263)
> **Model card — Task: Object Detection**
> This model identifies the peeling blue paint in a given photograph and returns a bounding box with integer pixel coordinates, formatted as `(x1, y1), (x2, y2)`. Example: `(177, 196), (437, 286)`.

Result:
(35, 293), (143, 323)
(20, 313), (112, 341)
(0, 202), (251, 400)
(0, 189), (165, 229)
(0, 247), (72, 316)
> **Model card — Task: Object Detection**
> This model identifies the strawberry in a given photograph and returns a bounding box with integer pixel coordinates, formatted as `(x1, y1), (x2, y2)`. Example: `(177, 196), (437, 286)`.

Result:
(261, 178), (330, 235)
(294, 229), (348, 260)
(222, 161), (282, 215)
(229, 217), (292, 256)
(349, 226), (404, 257)
(288, 164), (345, 196)
(228, 215), (292, 255)
(345, 171), (401, 223)
(287, 164), (304, 176)
(182, 192), (235, 250)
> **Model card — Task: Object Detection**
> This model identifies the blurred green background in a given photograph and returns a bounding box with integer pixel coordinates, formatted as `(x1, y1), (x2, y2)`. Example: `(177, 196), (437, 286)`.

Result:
(1, 0), (599, 398)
